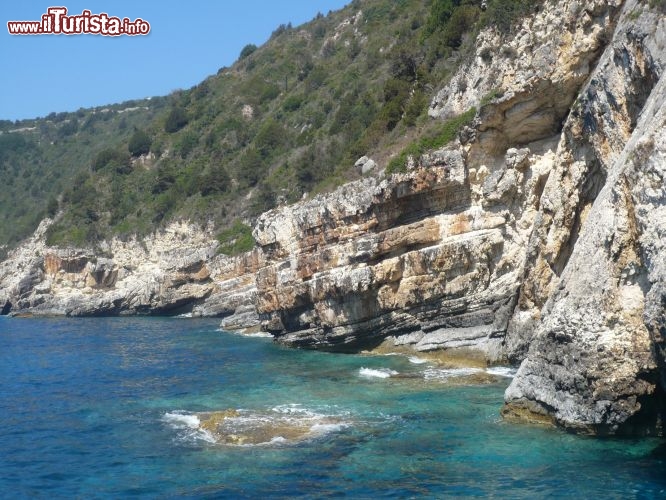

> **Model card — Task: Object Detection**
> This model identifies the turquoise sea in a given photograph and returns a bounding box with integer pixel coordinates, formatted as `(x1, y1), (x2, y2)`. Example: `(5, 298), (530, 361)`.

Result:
(1, 317), (665, 498)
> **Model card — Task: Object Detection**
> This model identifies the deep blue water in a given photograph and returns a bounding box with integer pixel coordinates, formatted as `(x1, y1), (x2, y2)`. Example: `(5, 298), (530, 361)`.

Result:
(1, 317), (665, 498)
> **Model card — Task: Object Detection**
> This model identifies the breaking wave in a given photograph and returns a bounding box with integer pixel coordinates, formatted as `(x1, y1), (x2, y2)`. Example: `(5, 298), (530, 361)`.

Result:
(359, 367), (399, 379)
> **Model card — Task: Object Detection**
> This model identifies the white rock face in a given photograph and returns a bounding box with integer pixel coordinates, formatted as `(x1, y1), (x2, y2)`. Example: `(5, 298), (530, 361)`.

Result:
(0, 221), (262, 331)
(354, 156), (377, 175)
(500, 0), (666, 434)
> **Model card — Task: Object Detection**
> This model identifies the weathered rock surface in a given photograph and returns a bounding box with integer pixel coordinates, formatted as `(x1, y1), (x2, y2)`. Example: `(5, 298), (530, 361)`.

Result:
(252, 158), (540, 357)
(0, 221), (261, 331)
(503, 1), (666, 435)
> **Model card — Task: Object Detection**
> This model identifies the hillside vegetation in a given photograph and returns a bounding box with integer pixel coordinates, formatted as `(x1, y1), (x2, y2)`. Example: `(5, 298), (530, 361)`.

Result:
(0, 0), (546, 257)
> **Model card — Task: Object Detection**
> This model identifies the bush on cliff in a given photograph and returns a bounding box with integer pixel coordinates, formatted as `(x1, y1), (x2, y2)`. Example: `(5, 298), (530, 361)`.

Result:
(386, 107), (476, 174)
(164, 106), (188, 133)
(128, 129), (152, 157)
(216, 220), (255, 256)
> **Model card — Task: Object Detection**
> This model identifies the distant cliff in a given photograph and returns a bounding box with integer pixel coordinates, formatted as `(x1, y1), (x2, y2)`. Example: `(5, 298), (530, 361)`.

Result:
(1, 0), (665, 437)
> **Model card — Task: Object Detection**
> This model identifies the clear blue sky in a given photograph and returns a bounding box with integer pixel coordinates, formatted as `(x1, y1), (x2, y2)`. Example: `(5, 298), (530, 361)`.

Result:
(0, 1), (350, 121)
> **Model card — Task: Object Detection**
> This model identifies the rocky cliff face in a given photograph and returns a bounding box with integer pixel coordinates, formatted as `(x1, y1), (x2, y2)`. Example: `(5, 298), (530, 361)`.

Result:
(501, 0), (666, 435)
(252, 0), (666, 434)
(430, 0), (666, 434)
(0, 221), (262, 330)
(253, 164), (518, 356)
(2, 0), (665, 436)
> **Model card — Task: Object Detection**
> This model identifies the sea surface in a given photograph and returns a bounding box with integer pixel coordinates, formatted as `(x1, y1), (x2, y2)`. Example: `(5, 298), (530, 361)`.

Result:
(1, 317), (665, 498)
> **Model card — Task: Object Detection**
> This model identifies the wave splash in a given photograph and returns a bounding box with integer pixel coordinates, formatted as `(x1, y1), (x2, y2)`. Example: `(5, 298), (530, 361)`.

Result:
(359, 367), (398, 379)
(485, 366), (518, 378)
(163, 411), (217, 444)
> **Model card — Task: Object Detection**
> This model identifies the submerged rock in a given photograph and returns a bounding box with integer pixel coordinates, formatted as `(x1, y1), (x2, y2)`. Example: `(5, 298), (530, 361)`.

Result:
(196, 409), (347, 446)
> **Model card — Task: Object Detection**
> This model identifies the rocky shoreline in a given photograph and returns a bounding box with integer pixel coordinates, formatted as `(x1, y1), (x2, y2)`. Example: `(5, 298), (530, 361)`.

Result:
(2, 0), (665, 436)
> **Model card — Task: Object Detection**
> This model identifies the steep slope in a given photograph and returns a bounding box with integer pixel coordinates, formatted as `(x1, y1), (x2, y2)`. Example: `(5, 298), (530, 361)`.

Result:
(1, 0), (459, 253)
(503, 1), (666, 435)
(0, 99), (161, 251)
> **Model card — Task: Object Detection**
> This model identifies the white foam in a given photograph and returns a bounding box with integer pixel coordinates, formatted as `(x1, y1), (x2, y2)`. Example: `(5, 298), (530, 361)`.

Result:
(194, 428), (218, 444)
(359, 367), (398, 379)
(486, 366), (518, 378)
(408, 356), (428, 364)
(163, 412), (200, 429)
(423, 367), (483, 380)
(175, 312), (193, 318)
(310, 422), (348, 434)
(271, 404), (316, 416)
(164, 412), (218, 445)
(240, 331), (273, 338)
(216, 328), (273, 338)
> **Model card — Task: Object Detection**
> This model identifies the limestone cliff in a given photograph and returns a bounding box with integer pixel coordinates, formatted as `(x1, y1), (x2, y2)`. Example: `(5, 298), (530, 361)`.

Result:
(0, 220), (262, 330)
(1, 0), (665, 436)
(251, 0), (666, 434)
(431, 0), (666, 434)
(502, 1), (666, 435)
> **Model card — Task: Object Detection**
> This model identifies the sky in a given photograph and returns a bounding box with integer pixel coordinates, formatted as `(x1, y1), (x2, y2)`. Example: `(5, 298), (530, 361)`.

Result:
(0, 1), (350, 121)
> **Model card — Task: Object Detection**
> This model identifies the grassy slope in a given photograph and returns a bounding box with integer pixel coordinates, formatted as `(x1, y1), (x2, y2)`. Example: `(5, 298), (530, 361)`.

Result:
(0, 0), (547, 257)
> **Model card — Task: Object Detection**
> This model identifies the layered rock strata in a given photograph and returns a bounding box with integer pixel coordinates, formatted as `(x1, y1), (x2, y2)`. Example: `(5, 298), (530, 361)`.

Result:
(0, 221), (262, 331)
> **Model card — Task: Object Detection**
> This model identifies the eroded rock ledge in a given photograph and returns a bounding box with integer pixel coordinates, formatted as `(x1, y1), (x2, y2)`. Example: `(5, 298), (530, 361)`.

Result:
(0, 221), (263, 331)
(253, 161), (529, 358)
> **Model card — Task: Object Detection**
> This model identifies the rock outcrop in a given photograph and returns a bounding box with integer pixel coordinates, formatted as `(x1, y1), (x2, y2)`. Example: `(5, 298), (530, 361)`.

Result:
(502, 1), (666, 435)
(252, 158), (538, 357)
(1, 0), (665, 436)
(0, 221), (261, 331)
(250, 0), (666, 434)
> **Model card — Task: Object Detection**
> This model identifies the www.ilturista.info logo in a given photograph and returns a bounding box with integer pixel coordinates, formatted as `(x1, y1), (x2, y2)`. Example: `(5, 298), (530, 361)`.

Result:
(7, 7), (150, 36)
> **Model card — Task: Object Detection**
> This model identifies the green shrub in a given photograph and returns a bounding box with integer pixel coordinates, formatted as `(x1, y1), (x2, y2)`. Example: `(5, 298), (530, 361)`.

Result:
(386, 107), (476, 174)
(260, 83), (281, 103)
(480, 88), (503, 106)
(46, 197), (59, 217)
(254, 119), (285, 158)
(481, 0), (545, 33)
(128, 129), (152, 157)
(164, 106), (188, 133)
(252, 183), (277, 214)
(239, 43), (257, 60)
(237, 147), (263, 187)
(58, 118), (79, 138)
(441, 5), (480, 48)
(403, 90), (427, 126)
(282, 94), (304, 112)
(92, 148), (130, 172)
(176, 131), (198, 158)
(294, 147), (320, 187)
(200, 164), (231, 196)
(45, 225), (87, 247)
(152, 163), (176, 194)
(381, 77), (412, 130)
(216, 220), (255, 256)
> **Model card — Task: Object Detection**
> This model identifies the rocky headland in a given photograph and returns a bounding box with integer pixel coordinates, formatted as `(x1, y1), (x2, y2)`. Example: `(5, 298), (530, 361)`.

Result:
(1, 0), (665, 436)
